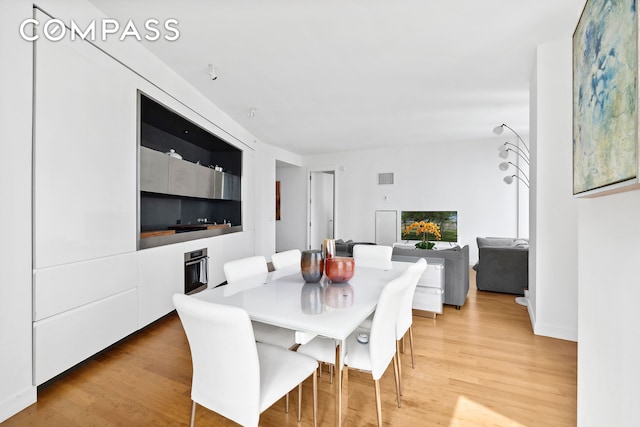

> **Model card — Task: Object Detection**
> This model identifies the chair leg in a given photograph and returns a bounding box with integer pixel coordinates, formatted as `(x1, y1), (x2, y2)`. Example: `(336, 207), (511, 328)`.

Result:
(392, 353), (401, 408)
(401, 335), (406, 353)
(396, 340), (403, 396)
(409, 325), (415, 369)
(329, 364), (333, 384)
(319, 362), (323, 378)
(298, 383), (302, 422)
(313, 368), (318, 427)
(189, 400), (196, 427)
(285, 392), (289, 413)
(374, 379), (382, 427)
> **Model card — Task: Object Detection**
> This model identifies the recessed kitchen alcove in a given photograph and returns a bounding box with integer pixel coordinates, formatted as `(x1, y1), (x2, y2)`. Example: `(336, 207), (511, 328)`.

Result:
(138, 93), (242, 249)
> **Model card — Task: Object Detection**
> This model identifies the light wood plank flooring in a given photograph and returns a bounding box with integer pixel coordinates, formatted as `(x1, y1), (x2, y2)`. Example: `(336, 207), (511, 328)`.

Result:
(4, 269), (577, 426)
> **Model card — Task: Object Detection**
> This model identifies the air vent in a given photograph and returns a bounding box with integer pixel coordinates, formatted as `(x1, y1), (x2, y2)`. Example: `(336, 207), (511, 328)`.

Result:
(378, 172), (394, 185)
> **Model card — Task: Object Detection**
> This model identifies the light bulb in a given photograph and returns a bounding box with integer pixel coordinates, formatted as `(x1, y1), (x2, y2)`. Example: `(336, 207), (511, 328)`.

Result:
(499, 162), (510, 171)
(493, 124), (504, 135)
(503, 175), (515, 185)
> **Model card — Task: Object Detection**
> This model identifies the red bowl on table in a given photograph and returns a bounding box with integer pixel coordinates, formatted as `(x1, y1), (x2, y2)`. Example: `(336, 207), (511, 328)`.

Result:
(324, 257), (355, 283)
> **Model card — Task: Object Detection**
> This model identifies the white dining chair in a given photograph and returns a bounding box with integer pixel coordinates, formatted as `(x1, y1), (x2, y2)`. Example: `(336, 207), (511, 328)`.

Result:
(352, 244), (393, 270)
(271, 249), (302, 271)
(353, 244), (394, 331)
(297, 264), (416, 426)
(223, 256), (298, 350)
(173, 294), (318, 427)
(395, 258), (426, 394)
(355, 258), (426, 393)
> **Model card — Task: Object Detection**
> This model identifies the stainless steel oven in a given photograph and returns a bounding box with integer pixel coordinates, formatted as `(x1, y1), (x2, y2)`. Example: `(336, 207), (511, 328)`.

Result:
(184, 248), (208, 294)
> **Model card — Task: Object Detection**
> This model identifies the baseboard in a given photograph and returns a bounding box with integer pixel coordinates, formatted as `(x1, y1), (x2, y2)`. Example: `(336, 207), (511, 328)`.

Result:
(525, 297), (577, 342)
(0, 385), (37, 423)
(527, 300), (536, 330)
(534, 321), (578, 342)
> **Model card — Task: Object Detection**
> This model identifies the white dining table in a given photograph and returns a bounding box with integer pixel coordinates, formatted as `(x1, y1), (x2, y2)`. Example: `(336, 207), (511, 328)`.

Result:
(193, 260), (412, 427)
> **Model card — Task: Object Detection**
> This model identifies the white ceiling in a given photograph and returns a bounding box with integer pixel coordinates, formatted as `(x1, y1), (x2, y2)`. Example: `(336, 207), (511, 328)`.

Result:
(89, 0), (586, 155)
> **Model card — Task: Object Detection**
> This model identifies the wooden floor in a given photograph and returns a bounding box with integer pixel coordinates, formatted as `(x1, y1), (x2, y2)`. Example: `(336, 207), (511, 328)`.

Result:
(5, 269), (577, 426)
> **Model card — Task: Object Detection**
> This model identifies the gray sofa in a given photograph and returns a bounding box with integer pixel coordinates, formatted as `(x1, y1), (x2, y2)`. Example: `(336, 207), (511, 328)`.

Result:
(391, 245), (470, 308)
(474, 237), (529, 295)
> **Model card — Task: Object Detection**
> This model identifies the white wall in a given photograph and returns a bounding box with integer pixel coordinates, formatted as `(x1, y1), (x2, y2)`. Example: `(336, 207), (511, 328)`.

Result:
(276, 164), (307, 253)
(0, 0), (38, 422)
(533, 33), (640, 425)
(577, 192), (640, 426)
(303, 140), (519, 264)
(253, 144), (304, 258)
(530, 39), (578, 341)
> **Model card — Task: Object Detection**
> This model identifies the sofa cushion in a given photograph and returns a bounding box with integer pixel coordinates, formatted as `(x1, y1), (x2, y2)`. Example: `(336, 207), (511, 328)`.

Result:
(477, 237), (515, 248)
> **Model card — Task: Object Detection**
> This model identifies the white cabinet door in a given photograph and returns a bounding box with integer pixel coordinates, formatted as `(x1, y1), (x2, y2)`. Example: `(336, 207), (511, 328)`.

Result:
(33, 10), (138, 269)
(413, 262), (445, 314)
(33, 288), (138, 385)
(137, 243), (185, 328)
(33, 253), (138, 322)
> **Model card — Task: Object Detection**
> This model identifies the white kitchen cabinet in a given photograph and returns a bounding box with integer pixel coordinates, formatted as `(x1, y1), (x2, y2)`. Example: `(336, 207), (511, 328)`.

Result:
(33, 253), (138, 322)
(33, 288), (138, 385)
(137, 231), (255, 328)
(33, 9), (138, 269)
(412, 260), (445, 315)
(137, 242), (185, 328)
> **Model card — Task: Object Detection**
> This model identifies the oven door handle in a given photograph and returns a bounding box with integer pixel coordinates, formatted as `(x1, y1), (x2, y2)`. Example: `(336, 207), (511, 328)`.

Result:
(185, 256), (209, 267)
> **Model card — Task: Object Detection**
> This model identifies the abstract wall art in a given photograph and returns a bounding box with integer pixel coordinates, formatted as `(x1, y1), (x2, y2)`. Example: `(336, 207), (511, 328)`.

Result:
(573, 0), (640, 196)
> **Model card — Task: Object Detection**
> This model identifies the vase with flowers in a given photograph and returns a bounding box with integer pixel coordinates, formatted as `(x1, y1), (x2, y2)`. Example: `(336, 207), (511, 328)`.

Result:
(404, 221), (441, 250)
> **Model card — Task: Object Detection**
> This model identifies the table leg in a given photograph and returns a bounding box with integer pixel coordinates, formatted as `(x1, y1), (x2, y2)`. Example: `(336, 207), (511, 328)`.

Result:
(335, 341), (342, 426)
(337, 340), (349, 426)
(334, 339), (350, 426)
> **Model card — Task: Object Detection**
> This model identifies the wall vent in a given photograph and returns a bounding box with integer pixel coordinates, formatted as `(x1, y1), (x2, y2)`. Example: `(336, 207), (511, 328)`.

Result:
(378, 172), (394, 185)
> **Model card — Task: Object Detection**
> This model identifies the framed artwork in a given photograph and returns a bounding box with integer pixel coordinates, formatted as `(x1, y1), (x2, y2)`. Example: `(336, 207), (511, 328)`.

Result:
(275, 181), (281, 220)
(573, 0), (640, 197)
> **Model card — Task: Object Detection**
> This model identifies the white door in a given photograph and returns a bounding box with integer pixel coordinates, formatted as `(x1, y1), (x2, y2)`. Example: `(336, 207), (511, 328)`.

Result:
(309, 171), (335, 250)
(375, 210), (397, 246)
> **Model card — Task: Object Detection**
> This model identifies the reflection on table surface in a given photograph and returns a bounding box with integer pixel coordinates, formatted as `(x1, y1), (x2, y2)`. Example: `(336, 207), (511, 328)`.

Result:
(301, 280), (355, 314)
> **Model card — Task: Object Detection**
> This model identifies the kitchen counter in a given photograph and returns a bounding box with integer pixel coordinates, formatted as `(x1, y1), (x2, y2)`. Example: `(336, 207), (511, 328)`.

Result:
(139, 224), (242, 249)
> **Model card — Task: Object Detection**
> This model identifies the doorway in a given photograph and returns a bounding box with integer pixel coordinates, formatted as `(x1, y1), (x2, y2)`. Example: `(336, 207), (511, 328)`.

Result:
(309, 170), (335, 250)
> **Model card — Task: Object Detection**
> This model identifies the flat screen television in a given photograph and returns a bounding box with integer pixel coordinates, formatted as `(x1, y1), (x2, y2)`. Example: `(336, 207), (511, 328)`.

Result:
(401, 211), (458, 242)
